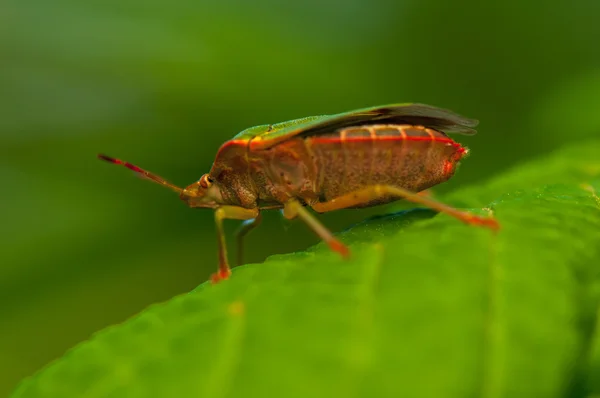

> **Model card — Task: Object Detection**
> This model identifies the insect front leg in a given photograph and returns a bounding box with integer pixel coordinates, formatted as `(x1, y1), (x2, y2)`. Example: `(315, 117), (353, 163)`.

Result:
(235, 213), (263, 267)
(311, 185), (499, 230)
(283, 199), (350, 258)
(213, 206), (260, 283)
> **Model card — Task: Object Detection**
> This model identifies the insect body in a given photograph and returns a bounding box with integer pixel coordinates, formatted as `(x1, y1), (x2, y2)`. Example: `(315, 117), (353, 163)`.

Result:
(99, 103), (499, 283)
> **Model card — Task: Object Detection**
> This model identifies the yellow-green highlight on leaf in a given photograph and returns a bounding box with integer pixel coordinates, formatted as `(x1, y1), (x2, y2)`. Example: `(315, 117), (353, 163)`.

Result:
(10, 141), (600, 398)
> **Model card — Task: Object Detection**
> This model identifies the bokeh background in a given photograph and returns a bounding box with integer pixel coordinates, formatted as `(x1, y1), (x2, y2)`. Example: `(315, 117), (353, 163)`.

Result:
(2, 0), (600, 395)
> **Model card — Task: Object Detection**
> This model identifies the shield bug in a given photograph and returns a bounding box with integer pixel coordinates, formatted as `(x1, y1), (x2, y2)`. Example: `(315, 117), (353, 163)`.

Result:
(99, 103), (499, 283)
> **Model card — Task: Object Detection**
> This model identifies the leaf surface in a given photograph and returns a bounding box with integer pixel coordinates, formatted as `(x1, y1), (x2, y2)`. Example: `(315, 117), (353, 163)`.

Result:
(11, 141), (600, 398)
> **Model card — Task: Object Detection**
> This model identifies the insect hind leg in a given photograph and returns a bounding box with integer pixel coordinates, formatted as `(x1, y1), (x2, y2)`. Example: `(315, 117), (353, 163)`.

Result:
(311, 185), (499, 230)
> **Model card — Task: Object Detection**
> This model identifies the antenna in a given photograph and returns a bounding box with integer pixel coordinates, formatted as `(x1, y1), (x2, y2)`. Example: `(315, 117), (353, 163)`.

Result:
(98, 154), (183, 194)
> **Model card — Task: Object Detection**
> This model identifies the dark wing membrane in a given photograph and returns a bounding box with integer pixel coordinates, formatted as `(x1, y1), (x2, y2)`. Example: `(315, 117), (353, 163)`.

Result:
(251, 103), (478, 150)
(297, 103), (479, 136)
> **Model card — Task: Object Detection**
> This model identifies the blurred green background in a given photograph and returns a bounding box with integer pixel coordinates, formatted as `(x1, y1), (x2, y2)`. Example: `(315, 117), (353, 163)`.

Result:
(2, 0), (600, 395)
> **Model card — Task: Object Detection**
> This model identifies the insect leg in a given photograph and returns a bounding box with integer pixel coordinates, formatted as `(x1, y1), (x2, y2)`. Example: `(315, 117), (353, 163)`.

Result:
(213, 206), (260, 283)
(283, 199), (350, 258)
(235, 213), (263, 267)
(311, 185), (499, 230)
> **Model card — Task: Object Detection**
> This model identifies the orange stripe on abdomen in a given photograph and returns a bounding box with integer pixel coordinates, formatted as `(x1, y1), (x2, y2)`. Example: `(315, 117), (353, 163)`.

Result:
(311, 124), (459, 146)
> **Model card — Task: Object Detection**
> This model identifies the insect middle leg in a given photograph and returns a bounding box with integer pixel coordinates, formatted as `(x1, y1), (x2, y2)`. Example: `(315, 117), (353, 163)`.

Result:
(235, 213), (263, 267)
(311, 185), (499, 230)
(213, 206), (260, 283)
(283, 199), (350, 258)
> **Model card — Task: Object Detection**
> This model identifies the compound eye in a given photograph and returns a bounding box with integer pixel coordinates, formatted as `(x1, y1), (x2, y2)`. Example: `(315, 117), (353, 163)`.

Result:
(199, 174), (213, 189)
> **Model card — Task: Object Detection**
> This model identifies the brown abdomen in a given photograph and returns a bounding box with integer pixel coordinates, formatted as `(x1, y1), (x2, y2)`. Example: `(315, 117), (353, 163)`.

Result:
(307, 124), (467, 207)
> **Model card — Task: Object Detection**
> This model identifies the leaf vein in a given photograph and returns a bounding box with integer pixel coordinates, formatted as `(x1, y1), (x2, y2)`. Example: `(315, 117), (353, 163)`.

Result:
(344, 243), (384, 398)
(480, 225), (503, 398)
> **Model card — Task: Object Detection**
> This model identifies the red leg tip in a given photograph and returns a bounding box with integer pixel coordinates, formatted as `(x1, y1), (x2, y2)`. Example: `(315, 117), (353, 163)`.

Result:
(210, 268), (232, 284)
(466, 215), (500, 231)
(329, 239), (350, 258)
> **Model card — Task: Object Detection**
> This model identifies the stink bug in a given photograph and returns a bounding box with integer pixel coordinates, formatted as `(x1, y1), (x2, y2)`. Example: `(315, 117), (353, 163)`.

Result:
(99, 103), (499, 283)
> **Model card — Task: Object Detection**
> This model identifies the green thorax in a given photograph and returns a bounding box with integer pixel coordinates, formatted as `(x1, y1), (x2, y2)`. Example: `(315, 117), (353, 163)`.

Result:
(231, 115), (328, 142)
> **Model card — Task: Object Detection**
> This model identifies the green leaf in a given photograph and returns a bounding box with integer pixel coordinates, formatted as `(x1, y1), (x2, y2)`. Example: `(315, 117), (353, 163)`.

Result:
(10, 141), (600, 398)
